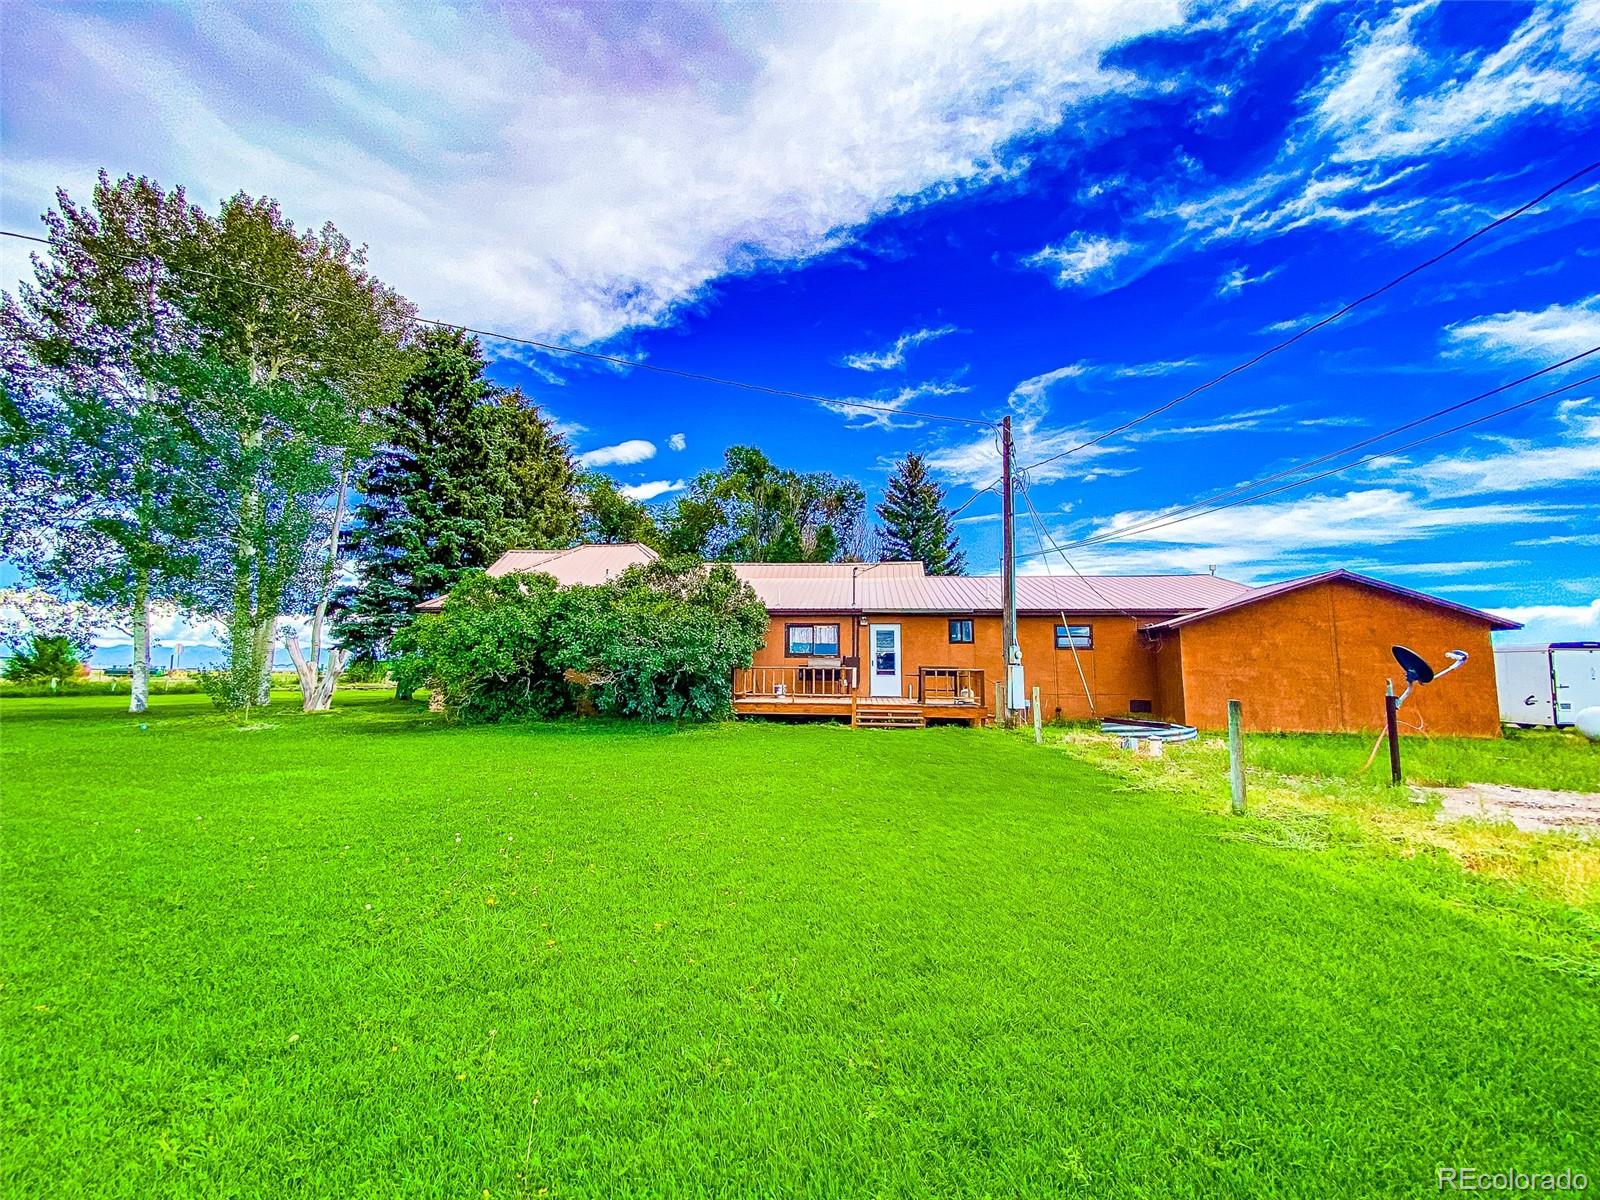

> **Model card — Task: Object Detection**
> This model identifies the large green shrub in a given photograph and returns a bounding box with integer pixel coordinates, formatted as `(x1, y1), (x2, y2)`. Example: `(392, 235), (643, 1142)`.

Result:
(395, 558), (767, 724)
(558, 559), (768, 722)
(394, 571), (574, 723)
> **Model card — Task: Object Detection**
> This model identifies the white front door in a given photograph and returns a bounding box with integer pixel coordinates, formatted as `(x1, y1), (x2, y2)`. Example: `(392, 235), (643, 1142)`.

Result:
(869, 623), (902, 697)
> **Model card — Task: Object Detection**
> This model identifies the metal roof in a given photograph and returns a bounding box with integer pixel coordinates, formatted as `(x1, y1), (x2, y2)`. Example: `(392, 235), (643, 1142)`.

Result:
(1145, 569), (1523, 632)
(730, 561), (924, 578)
(743, 570), (1250, 615)
(423, 545), (1253, 618)
(486, 544), (659, 584)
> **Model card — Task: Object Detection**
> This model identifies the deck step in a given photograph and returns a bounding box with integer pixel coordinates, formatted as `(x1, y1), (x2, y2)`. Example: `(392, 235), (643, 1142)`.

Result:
(853, 706), (927, 730)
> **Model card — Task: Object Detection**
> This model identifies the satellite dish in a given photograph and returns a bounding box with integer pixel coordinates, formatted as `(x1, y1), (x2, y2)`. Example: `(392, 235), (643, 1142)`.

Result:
(1392, 645), (1435, 685)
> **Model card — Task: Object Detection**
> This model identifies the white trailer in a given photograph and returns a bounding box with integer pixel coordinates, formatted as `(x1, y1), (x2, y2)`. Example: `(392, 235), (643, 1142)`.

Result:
(1494, 642), (1600, 727)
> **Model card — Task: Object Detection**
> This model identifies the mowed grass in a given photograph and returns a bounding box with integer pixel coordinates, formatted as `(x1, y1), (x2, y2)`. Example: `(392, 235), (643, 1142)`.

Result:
(2, 695), (1597, 1198)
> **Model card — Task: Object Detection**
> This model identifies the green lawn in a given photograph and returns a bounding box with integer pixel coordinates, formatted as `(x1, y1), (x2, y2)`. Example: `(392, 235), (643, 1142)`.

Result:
(3, 694), (1597, 1198)
(1244, 726), (1600, 793)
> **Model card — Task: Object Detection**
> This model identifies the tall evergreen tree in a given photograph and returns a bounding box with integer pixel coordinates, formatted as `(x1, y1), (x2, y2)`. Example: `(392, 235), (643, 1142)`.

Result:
(333, 328), (577, 670)
(875, 452), (965, 574)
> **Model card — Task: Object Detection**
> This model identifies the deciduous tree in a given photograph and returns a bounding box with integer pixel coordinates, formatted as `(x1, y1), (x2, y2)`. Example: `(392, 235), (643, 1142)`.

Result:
(662, 446), (864, 563)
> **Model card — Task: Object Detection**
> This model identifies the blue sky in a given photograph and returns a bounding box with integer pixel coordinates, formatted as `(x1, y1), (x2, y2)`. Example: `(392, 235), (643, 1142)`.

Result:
(3, 0), (1599, 647)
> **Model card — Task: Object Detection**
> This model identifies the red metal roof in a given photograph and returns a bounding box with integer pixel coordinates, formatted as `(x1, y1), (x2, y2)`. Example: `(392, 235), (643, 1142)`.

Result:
(1145, 569), (1523, 632)
(487, 544), (659, 583)
(743, 570), (1249, 615)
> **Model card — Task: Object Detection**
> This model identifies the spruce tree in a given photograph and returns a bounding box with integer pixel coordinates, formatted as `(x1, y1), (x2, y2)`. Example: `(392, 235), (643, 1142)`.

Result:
(333, 329), (577, 669)
(875, 452), (965, 574)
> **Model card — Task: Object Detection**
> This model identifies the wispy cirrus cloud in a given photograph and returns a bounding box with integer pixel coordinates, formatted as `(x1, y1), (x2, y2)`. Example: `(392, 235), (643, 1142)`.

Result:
(1021, 233), (1134, 289)
(1052, 487), (1565, 580)
(666, 433), (687, 452)
(923, 363), (1127, 486)
(841, 324), (958, 372)
(1143, 2), (1599, 252)
(1310, 1), (1596, 164)
(1396, 401), (1600, 499)
(822, 379), (971, 431)
(1216, 264), (1277, 297)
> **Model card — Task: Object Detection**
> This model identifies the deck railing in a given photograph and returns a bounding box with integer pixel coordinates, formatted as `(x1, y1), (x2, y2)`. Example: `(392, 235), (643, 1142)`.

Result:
(735, 665), (857, 698)
(913, 668), (986, 706)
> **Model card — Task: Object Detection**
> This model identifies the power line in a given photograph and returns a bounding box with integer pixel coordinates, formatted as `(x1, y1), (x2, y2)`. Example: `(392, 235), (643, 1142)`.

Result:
(1055, 345), (1600, 552)
(1018, 366), (1600, 562)
(1015, 477), (1142, 621)
(0, 227), (995, 429)
(1018, 156), (1600, 474)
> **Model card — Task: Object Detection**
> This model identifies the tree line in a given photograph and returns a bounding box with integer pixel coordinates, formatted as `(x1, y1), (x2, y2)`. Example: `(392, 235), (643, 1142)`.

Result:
(0, 173), (967, 714)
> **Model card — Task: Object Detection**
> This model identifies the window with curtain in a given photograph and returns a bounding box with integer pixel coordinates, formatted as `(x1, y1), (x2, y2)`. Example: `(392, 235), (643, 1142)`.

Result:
(786, 623), (841, 657)
(1054, 624), (1093, 649)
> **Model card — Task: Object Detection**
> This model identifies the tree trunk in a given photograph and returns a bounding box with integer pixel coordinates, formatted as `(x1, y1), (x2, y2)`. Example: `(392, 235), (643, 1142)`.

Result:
(283, 628), (346, 713)
(288, 463), (352, 713)
(129, 571), (150, 714)
(254, 618), (274, 705)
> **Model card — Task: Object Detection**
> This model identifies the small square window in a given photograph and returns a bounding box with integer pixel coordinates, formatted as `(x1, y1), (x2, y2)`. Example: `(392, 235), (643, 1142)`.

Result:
(948, 618), (974, 644)
(1055, 624), (1093, 650)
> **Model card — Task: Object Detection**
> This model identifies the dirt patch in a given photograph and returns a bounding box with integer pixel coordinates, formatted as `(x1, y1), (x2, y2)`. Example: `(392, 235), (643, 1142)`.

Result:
(1424, 783), (1600, 837)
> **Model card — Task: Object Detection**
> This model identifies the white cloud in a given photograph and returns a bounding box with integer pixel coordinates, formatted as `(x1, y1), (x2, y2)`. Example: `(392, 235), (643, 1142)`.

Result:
(1311, 1), (1596, 164)
(1146, 2), (1599, 253)
(923, 363), (1124, 485)
(1109, 357), (1202, 378)
(1021, 233), (1134, 289)
(1125, 405), (1288, 440)
(1402, 404), (1600, 498)
(618, 479), (687, 502)
(821, 379), (971, 431)
(1216, 264), (1277, 297)
(577, 439), (656, 467)
(1053, 487), (1563, 579)
(1, 2), (1192, 344)
(1490, 598), (1600, 645)
(666, 433), (686, 452)
(841, 324), (958, 372)
(1515, 533), (1600, 547)
(1444, 297), (1600, 363)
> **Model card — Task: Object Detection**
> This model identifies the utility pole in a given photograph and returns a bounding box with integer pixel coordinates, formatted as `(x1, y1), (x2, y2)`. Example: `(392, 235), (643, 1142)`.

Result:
(1000, 414), (1019, 725)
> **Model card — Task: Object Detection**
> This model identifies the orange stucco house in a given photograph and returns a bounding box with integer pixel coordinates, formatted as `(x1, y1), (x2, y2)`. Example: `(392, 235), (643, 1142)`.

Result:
(440, 545), (1517, 736)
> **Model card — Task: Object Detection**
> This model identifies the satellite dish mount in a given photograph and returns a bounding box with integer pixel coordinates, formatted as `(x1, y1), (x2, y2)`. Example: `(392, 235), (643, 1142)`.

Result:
(1381, 645), (1469, 784)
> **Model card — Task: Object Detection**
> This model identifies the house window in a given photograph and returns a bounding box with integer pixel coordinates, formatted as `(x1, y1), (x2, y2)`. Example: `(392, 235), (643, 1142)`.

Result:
(786, 623), (841, 657)
(1055, 624), (1093, 650)
(948, 618), (974, 644)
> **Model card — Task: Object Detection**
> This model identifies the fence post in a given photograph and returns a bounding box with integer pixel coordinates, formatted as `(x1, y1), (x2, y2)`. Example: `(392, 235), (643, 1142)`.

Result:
(1227, 699), (1246, 815)
(1385, 689), (1402, 786)
(1032, 686), (1042, 744)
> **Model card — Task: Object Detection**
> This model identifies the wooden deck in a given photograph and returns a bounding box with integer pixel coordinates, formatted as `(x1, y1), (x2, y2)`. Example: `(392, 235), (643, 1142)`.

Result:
(732, 694), (987, 727)
(731, 665), (988, 728)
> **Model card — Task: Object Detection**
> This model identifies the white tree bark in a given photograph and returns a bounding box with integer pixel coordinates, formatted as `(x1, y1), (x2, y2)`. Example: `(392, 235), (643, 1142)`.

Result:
(128, 572), (150, 714)
(283, 626), (347, 713)
(287, 463), (353, 712)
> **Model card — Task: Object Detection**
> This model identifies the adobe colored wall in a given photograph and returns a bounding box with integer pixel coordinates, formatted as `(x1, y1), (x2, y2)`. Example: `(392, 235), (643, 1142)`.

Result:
(1172, 578), (1502, 736)
(752, 611), (1167, 718)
